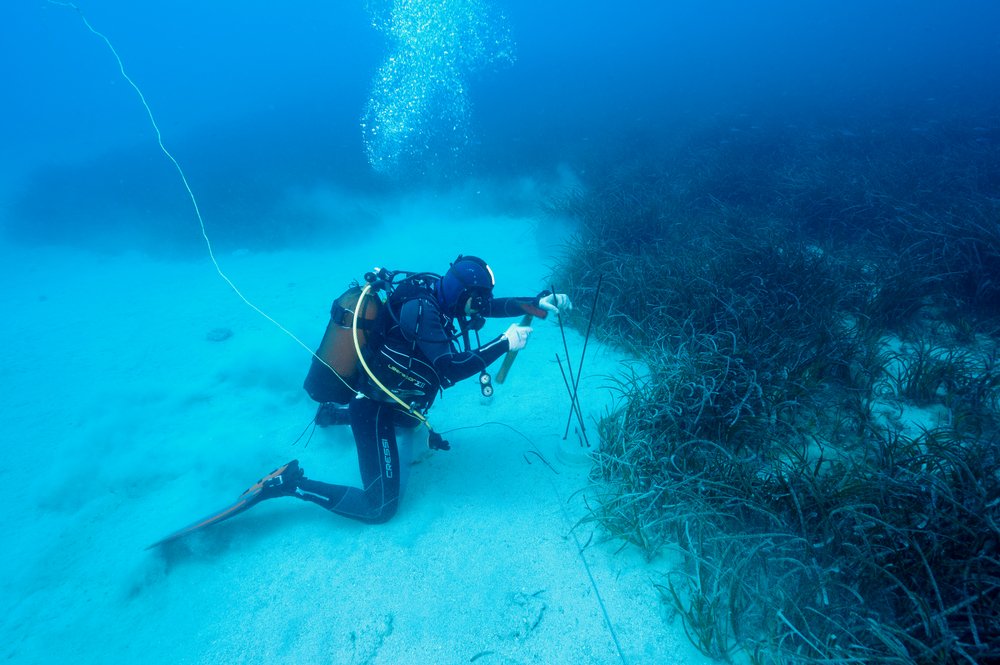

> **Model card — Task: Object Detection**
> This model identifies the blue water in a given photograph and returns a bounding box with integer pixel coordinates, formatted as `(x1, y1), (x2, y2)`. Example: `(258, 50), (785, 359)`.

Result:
(2, 3), (999, 663)
(4, 0), (998, 251)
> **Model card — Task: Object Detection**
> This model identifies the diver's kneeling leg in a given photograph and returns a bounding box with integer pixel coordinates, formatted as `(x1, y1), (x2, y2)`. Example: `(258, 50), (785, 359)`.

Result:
(294, 398), (401, 524)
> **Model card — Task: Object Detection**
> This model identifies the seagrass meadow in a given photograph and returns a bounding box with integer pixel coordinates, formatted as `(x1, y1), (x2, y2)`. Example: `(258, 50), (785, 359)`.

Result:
(549, 112), (1000, 664)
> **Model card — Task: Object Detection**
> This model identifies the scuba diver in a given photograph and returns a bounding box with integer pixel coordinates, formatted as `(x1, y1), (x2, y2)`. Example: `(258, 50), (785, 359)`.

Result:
(149, 255), (571, 546)
(271, 254), (571, 523)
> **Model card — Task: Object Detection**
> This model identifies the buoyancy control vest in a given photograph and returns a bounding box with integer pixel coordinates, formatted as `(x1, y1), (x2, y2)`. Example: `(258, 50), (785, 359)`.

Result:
(361, 274), (446, 412)
(309, 269), (447, 410)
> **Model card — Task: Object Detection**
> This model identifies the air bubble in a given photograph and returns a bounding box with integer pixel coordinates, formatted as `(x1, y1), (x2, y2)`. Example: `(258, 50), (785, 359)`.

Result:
(362, 0), (515, 175)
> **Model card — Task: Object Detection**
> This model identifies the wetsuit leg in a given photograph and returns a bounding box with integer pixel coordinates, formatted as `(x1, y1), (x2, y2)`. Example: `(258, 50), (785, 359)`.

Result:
(294, 397), (401, 524)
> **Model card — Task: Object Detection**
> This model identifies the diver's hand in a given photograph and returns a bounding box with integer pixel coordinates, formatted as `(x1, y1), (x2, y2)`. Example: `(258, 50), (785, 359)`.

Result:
(539, 293), (572, 318)
(428, 431), (450, 451)
(503, 324), (533, 351)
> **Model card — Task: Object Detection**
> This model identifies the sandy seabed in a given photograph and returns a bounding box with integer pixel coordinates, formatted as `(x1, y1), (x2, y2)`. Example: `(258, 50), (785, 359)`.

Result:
(1, 205), (719, 665)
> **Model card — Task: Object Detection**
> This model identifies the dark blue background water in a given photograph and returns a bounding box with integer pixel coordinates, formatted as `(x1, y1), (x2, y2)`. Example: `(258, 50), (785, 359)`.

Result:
(3, 1), (998, 249)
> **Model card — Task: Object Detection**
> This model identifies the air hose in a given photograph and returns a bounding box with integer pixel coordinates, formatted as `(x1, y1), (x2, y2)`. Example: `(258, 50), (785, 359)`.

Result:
(351, 283), (450, 450)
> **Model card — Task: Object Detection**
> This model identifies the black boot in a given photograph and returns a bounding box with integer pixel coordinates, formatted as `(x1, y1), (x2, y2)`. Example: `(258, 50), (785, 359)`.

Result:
(315, 402), (351, 427)
(243, 459), (304, 500)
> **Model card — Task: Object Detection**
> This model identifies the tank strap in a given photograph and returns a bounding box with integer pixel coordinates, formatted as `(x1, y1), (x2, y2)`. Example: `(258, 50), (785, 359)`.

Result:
(331, 303), (377, 330)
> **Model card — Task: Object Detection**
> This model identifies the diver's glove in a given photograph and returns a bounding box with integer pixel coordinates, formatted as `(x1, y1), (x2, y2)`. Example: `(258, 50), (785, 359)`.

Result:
(428, 431), (451, 451)
(502, 323), (533, 351)
(539, 293), (572, 318)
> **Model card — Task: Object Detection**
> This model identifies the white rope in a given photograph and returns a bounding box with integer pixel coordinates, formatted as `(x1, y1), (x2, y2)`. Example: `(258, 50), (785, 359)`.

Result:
(50, 0), (324, 366)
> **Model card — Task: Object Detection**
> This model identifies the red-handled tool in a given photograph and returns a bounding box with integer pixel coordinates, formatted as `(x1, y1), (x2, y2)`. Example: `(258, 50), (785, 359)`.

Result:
(495, 302), (547, 384)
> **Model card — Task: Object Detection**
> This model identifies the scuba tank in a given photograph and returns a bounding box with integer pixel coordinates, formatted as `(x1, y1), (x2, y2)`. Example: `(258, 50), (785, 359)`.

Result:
(314, 284), (382, 385)
(304, 284), (377, 405)
(308, 267), (434, 403)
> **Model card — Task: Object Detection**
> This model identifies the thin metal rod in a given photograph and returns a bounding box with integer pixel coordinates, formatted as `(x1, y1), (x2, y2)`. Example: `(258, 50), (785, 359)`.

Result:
(556, 354), (588, 442)
(563, 274), (603, 441)
(554, 285), (588, 443)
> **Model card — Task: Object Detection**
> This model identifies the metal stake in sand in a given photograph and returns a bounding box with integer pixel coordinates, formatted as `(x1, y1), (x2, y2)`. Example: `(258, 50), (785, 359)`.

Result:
(563, 274), (603, 442)
(554, 287), (589, 444)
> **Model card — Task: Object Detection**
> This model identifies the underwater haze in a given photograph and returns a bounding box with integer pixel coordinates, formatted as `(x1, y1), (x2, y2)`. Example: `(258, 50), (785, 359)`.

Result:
(3, 1), (1000, 664)
(4, 1), (998, 250)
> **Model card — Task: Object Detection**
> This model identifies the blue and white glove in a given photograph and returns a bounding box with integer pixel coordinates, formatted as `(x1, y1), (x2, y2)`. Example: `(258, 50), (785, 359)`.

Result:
(503, 323), (533, 351)
(539, 293), (572, 318)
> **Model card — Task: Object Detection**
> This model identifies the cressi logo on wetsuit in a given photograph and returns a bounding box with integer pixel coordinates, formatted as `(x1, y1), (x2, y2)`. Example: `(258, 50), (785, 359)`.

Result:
(380, 436), (393, 479)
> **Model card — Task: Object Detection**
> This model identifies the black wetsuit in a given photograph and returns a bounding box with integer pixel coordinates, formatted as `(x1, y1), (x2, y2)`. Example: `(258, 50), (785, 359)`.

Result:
(298, 283), (540, 523)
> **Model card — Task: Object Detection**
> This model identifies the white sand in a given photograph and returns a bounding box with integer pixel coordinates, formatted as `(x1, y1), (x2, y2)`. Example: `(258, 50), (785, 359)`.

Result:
(1, 200), (717, 665)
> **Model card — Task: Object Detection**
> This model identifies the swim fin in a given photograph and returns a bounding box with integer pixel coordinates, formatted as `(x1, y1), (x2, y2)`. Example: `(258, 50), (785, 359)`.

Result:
(147, 460), (302, 549)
